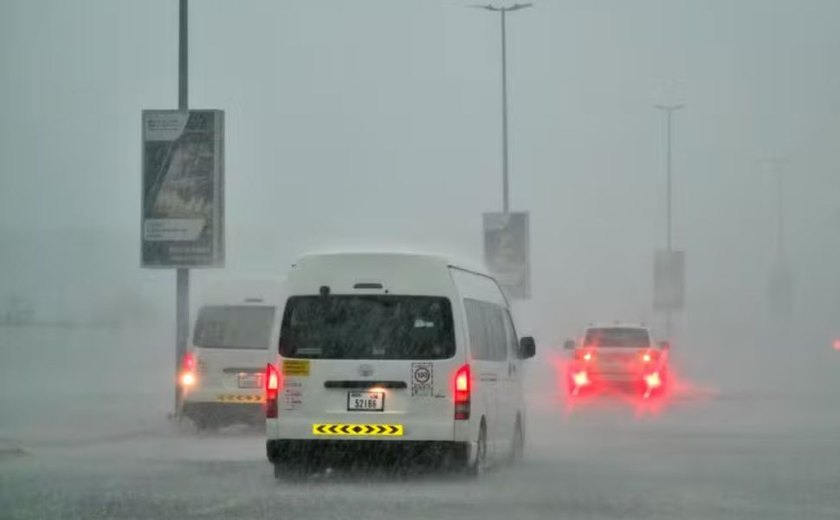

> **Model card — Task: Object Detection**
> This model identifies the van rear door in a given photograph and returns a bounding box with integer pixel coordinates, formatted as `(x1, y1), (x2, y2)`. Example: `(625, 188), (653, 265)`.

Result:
(277, 295), (459, 440)
(192, 305), (275, 396)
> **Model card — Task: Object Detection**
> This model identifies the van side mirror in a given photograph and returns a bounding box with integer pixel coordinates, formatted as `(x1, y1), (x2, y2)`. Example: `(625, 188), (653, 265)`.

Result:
(659, 341), (671, 350)
(519, 336), (536, 359)
(563, 339), (576, 350)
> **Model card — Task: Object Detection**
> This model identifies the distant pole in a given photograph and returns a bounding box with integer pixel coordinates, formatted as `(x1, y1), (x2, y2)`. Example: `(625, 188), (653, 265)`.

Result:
(655, 104), (683, 339)
(473, 3), (533, 213)
(175, 0), (189, 413)
(773, 161), (785, 259)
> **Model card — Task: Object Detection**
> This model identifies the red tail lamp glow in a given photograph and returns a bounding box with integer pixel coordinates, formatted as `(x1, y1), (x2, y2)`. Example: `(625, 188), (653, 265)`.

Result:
(180, 372), (196, 387)
(644, 372), (662, 389)
(572, 371), (590, 387)
(265, 363), (282, 418)
(179, 352), (196, 388)
(642, 352), (652, 363)
(454, 364), (471, 420)
(583, 352), (593, 362)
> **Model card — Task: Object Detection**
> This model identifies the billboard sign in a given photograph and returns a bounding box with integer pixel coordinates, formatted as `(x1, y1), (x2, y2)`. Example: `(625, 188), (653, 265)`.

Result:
(653, 250), (685, 310)
(142, 110), (224, 267)
(484, 212), (530, 299)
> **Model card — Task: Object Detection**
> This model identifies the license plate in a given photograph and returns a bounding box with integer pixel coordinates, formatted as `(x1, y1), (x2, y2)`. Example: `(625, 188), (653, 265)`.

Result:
(347, 391), (384, 412)
(238, 373), (263, 389)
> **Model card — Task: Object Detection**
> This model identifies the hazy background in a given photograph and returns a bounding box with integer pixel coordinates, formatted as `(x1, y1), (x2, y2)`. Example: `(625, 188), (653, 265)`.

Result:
(2, 0), (840, 385)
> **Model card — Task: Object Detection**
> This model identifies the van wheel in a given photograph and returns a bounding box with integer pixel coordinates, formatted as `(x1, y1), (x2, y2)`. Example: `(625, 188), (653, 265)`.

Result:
(509, 415), (524, 463)
(467, 421), (487, 477)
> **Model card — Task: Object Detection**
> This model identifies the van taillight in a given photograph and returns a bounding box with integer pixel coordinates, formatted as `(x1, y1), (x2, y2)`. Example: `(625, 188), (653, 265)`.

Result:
(179, 352), (196, 388)
(454, 364), (470, 420)
(182, 352), (195, 371)
(265, 363), (282, 419)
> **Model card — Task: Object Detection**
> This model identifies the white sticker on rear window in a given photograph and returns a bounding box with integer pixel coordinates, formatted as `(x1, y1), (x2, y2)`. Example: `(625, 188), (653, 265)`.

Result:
(411, 362), (433, 397)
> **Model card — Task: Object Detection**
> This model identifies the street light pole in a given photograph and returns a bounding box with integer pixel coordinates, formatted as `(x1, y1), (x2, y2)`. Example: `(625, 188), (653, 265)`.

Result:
(654, 104), (683, 339)
(473, 3), (532, 213)
(175, 0), (190, 413)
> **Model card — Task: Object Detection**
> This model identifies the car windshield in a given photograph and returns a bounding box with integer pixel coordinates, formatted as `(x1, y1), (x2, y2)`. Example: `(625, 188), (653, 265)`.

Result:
(193, 305), (275, 350)
(279, 296), (454, 360)
(584, 327), (651, 348)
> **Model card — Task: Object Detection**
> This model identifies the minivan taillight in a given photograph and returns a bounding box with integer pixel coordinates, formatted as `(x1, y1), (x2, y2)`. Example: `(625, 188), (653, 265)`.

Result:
(454, 364), (470, 420)
(179, 352), (196, 388)
(265, 363), (282, 419)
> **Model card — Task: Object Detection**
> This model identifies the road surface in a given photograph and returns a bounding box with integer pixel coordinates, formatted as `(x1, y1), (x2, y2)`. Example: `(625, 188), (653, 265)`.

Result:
(2, 327), (839, 519)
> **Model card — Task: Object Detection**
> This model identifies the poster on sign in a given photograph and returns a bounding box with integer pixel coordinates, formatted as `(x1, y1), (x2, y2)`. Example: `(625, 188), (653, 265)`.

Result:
(483, 212), (530, 299)
(141, 110), (224, 268)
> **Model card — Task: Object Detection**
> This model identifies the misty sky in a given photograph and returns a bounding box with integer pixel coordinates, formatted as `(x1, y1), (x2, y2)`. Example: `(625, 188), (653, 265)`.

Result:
(2, 0), (840, 346)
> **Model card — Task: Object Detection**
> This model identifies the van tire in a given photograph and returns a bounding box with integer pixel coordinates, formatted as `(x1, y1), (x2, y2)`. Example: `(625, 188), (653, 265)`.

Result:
(467, 420), (488, 477)
(509, 415), (524, 463)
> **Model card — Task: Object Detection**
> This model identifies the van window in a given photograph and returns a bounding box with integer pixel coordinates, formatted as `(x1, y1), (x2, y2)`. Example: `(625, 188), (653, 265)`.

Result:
(465, 299), (508, 361)
(279, 296), (455, 360)
(193, 305), (275, 350)
(503, 310), (519, 358)
(465, 300), (489, 360)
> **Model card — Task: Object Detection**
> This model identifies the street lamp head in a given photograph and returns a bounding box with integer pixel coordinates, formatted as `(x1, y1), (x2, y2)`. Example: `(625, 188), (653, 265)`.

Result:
(508, 3), (534, 11)
(469, 3), (533, 11)
(654, 104), (685, 112)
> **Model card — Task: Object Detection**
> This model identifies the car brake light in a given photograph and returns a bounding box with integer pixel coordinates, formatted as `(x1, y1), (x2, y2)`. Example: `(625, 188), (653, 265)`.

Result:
(583, 352), (592, 361)
(644, 372), (661, 389)
(642, 352), (651, 363)
(265, 363), (282, 418)
(572, 370), (590, 387)
(454, 364), (470, 420)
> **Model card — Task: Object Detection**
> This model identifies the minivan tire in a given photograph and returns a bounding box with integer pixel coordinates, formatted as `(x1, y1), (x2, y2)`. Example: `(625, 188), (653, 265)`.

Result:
(467, 421), (488, 477)
(509, 415), (524, 463)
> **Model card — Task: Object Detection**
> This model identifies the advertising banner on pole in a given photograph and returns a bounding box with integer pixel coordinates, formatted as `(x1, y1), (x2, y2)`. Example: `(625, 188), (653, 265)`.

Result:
(142, 110), (224, 267)
(653, 250), (684, 310)
(483, 212), (530, 299)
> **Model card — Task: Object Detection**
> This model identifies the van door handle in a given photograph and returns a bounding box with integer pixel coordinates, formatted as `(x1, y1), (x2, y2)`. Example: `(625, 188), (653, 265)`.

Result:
(479, 373), (497, 382)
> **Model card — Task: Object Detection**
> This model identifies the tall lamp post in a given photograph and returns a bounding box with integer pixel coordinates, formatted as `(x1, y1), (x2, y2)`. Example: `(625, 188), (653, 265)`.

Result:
(654, 104), (684, 339)
(472, 3), (533, 213)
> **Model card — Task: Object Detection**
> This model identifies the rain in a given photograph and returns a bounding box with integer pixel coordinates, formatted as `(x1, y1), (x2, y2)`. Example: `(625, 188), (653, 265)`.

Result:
(2, 1), (840, 519)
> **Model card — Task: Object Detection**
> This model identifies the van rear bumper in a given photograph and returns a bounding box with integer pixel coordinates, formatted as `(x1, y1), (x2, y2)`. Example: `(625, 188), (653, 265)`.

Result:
(182, 402), (263, 425)
(266, 439), (473, 468)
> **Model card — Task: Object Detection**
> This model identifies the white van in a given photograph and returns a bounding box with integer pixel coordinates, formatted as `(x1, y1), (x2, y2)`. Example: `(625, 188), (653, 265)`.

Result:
(180, 279), (282, 430)
(265, 252), (535, 475)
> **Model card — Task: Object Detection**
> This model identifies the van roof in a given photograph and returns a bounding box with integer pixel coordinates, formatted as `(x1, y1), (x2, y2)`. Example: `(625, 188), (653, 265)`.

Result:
(199, 277), (285, 306)
(293, 251), (489, 276)
(287, 251), (493, 297)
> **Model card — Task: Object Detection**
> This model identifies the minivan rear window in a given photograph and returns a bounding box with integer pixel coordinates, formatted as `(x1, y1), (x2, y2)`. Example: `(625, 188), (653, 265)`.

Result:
(279, 296), (455, 360)
(193, 305), (275, 350)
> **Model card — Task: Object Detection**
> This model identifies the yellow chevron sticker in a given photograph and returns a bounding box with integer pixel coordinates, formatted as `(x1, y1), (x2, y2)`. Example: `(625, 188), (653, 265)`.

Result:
(216, 394), (264, 403)
(312, 424), (404, 437)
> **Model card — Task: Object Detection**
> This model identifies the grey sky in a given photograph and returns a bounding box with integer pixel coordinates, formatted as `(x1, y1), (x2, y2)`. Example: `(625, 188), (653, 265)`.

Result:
(2, 0), (839, 345)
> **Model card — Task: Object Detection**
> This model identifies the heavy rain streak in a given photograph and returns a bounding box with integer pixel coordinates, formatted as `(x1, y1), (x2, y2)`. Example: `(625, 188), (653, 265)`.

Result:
(2, 1), (840, 519)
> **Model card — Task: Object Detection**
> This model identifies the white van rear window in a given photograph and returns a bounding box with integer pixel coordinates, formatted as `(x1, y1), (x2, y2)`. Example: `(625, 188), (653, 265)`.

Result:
(193, 305), (275, 350)
(279, 296), (454, 360)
